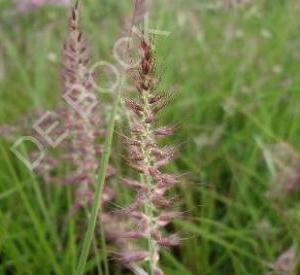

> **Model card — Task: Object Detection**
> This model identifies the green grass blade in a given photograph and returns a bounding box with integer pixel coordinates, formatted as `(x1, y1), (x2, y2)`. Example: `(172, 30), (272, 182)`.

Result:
(75, 81), (123, 275)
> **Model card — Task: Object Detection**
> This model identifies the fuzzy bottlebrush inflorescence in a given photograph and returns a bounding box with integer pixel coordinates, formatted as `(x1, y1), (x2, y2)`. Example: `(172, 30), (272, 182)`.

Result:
(118, 39), (181, 275)
(61, 1), (115, 210)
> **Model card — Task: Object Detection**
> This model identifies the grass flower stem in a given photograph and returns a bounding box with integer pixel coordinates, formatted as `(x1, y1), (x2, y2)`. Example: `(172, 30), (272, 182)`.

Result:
(75, 77), (124, 275)
(141, 91), (158, 275)
(142, 175), (156, 275)
(141, 93), (158, 275)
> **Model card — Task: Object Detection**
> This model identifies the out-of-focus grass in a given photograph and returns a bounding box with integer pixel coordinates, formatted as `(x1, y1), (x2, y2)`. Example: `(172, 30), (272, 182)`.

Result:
(1, 0), (300, 274)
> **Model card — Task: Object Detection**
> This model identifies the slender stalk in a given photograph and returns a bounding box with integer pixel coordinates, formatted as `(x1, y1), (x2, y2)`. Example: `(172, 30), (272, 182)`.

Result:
(140, 173), (155, 275)
(141, 91), (159, 275)
(75, 78), (124, 275)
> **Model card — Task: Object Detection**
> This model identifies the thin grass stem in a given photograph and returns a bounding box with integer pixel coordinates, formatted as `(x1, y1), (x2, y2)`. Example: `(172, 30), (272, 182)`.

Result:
(75, 77), (124, 275)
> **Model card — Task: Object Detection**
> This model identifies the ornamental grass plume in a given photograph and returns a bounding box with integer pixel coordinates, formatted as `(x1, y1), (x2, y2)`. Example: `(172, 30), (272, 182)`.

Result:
(4, 1), (115, 208)
(61, 0), (115, 210)
(118, 38), (181, 275)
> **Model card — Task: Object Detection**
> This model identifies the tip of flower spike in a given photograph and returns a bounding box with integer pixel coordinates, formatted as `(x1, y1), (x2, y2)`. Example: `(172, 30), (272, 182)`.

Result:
(69, 0), (80, 31)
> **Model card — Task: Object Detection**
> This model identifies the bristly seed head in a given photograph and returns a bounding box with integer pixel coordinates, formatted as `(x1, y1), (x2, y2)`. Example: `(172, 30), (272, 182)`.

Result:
(119, 37), (181, 273)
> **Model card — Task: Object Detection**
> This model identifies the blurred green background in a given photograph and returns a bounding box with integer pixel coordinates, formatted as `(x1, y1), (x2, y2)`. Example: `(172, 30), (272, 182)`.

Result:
(1, 0), (300, 274)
